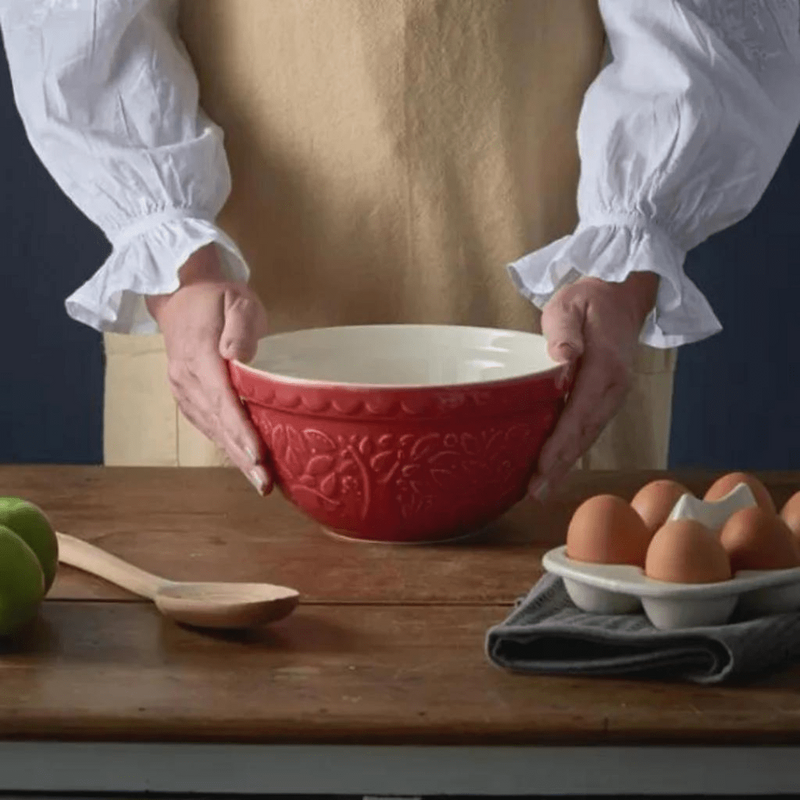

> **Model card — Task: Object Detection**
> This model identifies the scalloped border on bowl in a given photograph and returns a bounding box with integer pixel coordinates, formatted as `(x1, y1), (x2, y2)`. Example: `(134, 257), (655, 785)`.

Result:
(230, 368), (568, 422)
(229, 326), (569, 421)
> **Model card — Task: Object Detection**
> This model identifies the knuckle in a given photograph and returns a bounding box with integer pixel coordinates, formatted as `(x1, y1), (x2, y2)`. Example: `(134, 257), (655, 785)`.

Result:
(226, 289), (256, 313)
(217, 402), (239, 430)
(232, 291), (254, 308)
(180, 404), (200, 429)
(169, 379), (191, 407)
(550, 448), (579, 478)
(223, 427), (248, 458)
(171, 387), (190, 409)
(604, 360), (633, 394)
(167, 361), (188, 386)
(221, 335), (247, 352)
(542, 296), (571, 324)
(579, 417), (602, 445)
(232, 296), (266, 328)
(207, 389), (224, 418)
(181, 406), (210, 437)
(555, 418), (597, 465)
(174, 395), (226, 447)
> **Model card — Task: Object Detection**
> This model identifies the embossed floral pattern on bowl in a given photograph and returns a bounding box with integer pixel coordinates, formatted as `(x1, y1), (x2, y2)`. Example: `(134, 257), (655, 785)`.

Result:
(230, 325), (567, 543)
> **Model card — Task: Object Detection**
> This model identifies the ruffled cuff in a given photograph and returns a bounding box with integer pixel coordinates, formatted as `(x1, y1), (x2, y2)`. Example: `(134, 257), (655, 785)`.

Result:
(65, 211), (250, 334)
(508, 214), (722, 349)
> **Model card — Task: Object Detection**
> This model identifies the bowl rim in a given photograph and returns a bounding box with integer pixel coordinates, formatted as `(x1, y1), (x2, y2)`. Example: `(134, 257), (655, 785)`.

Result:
(231, 323), (565, 391)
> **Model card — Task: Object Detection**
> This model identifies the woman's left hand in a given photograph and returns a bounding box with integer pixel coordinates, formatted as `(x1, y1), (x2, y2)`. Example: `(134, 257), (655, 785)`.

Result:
(529, 271), (659, 502)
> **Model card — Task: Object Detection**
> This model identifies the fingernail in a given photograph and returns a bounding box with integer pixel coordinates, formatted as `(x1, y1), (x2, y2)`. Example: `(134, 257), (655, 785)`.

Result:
(530, 478), (550, 503)
(245, 446), (258, 465)
(248, 468), (268, 496)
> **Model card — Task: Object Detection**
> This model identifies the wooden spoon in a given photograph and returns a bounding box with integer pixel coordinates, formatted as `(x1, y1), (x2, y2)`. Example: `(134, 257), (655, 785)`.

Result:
(56, 532), (299, 630)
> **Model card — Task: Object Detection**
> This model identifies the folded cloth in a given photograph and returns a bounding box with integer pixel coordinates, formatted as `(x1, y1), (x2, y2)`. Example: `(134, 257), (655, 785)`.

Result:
(486, 573), (800, 684)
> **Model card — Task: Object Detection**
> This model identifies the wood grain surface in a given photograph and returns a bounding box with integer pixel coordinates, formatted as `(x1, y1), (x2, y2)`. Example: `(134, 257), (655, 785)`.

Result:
(0, 466), (798, 745)
(6, 466), (795, 605)
(3, 600), (800, 745)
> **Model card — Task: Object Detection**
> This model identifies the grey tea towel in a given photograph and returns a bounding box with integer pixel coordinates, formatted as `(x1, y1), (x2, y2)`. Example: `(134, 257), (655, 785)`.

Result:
(486, 573), (800, 684)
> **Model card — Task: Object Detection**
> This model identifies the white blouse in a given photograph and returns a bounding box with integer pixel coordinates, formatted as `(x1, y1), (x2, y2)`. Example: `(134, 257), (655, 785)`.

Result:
(1, 0), (799, 346)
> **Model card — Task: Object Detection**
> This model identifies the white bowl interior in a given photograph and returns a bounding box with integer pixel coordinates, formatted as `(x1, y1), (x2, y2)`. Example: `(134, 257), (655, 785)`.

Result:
(241, 325), (559, 387)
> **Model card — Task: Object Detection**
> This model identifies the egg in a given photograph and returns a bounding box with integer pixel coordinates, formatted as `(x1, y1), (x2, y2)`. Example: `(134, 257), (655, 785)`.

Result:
(704, 472), (776, 514)
(780, 491), (800, 537)
(719, 507), (799, 572)
(645, 520), (731, 583)
(630, 479), (690, 533)
(566, 494), (651, 567)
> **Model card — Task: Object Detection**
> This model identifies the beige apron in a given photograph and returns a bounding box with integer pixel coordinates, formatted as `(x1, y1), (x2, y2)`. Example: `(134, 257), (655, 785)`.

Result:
(104, 0), (676, 470)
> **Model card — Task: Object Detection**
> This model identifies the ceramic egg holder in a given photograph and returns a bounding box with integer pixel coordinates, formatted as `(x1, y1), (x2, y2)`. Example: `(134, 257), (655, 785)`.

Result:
(543, 484), (800, 630)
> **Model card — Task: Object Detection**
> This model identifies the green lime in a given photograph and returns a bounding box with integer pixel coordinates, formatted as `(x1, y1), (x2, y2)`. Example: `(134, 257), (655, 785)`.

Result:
(0, 524), (45, 635)
(0, 498), (58, 592)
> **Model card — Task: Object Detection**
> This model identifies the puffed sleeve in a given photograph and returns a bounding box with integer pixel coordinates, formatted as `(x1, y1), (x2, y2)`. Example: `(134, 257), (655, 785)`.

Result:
(509, 0), (800, 347)
(0, 0), (248, 333)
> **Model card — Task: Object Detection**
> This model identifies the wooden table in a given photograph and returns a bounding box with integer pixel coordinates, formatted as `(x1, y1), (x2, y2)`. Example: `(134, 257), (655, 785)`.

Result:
(2, 466), (800, 797)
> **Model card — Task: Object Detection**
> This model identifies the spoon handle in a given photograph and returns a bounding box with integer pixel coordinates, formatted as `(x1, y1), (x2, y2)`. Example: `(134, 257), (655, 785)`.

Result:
(56, 532), (167, 600)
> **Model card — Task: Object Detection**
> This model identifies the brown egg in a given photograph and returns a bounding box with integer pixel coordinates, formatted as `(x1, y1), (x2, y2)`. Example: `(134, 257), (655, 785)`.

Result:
(645, 520), (731, 583)
(566, 494), (651, 567)
(630, 479), (690, 533)
(719, 507), (799, 572)
(780, 491), (800, 537)
(704, 472), (776, 513)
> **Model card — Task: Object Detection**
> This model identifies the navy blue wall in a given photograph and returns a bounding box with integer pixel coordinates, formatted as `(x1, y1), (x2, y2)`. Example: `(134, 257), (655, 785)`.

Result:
(669, 131), (800, 471)
(0, 39), (796, 469)
(0, 49), (104, 464)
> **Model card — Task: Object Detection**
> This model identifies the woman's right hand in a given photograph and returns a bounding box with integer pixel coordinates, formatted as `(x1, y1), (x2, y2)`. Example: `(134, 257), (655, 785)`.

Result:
(529, 271), (659, 501)
(145, 244), (272, 495)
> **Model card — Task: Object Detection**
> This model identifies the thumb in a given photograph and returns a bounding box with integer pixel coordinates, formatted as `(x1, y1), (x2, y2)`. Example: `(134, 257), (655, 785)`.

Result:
(542, 299), (586, 364)
(219, 290), (269, 362)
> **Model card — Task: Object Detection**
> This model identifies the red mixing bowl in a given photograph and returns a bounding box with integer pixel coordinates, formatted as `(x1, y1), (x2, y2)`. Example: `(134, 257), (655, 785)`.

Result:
(229, 325), (568, 543)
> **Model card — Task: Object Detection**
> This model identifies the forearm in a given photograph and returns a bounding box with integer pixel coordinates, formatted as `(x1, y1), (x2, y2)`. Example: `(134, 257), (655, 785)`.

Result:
(510, 0), (800, 348)
(0, 0), (248, 334)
